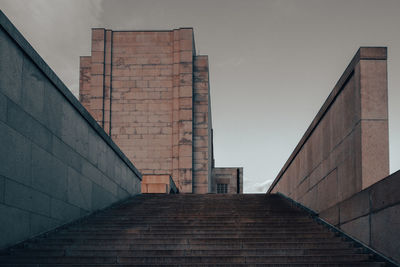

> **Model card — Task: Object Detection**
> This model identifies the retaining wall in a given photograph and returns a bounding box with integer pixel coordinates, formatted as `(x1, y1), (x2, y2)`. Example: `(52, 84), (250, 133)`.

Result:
(320, 170), (400, 263)
(269, 47), (389, 212)
(0, 11), (141, 249)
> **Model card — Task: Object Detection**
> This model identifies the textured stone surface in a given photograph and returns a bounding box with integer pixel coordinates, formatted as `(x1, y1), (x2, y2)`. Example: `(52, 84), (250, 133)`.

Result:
(269, 47), (389, 219)
(4, 179), (51, 217)
(79, 28), (243, 194)
(371, 204), (400, 262)
(0, 28), (23, 104)
(340, 215), (370, 244)
(0, 121), (32, 186)
(339, 189), (370, 224)
(212, 168), (243, 194)
(0, 12), (141, 250)
(370, 170), (400, 212)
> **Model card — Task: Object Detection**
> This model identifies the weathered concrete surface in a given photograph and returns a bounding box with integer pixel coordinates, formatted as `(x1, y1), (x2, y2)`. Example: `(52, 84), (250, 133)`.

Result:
(212, 167), (243, 194)
(80, 28), (240, 194)
(80, 29), (200, 193)
(141, 174), (178, 194)
(269, 47), (389, 213)
(0, 11), (141, 249)
(319, 171), (400, 263)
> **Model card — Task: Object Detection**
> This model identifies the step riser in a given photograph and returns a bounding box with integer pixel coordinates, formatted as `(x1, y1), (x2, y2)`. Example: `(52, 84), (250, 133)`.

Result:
(1, 194), (383, 265)
(0, 255), (372, 264)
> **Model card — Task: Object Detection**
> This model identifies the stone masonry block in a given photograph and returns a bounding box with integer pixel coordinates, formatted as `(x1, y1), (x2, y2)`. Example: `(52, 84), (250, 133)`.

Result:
(21, 56), (45, 119)
(337, 155), (359, 202)
(180, 51), (193, 63)
(0, 121), (31, 186)
(32, 143), (68, 201)
(340, 215), (370, 245)
(101, 175), (118, 197)
(91, 183), (116, 211)
(7, 99), (52, 151)
(60, 104), (89, 159)
(0, 175), (4, 204)
(179, 86), (192, 98)
(67, 167), (92, 211)
(319, 204), (339, 226)
(0, 92), (6, 123)
(339, 189), (370, 224)
(50, 197), (81, 222)
(179, 28), (193, 40)
(43, 83), (63, 136)
(317, 169), (338, 212)
(52, 136), (82, 174)
(370, 171), (400, 212)
(371, 204), (400, 263)
(30, 213), (59, 237)
(359, 60), (388, 120)
(0, 204), (30, 249)
(4, 178), (50, 217)
(0, 28), (23, 104)
(361, 120), (389, 189)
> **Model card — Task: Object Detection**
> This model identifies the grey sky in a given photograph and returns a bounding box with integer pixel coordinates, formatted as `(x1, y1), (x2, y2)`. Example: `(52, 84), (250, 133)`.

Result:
(1, 0), (399, 192)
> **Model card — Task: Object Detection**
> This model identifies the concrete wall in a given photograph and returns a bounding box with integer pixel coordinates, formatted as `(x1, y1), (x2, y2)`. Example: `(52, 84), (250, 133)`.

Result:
(193, 56), (212, 193)
(212, 167), (243, 194)
(0, 11), (141, 249)
(269, 47), (389, 213)
(79, 28), (215, 193)
(319, 171), (400, 263)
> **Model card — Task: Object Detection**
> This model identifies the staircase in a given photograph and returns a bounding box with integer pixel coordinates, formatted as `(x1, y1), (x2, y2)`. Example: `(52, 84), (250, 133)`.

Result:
(0, 194), (387, 266)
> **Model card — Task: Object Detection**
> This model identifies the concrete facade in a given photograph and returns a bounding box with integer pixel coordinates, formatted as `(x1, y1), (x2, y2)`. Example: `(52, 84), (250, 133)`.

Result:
(79, 28), (242, 194)
(0, 11), (141, 249)
(269, 47), (389, 213)
(319, 170), (400, 263)
(212, 168), (243, 194)
(141, 174), (178, 194)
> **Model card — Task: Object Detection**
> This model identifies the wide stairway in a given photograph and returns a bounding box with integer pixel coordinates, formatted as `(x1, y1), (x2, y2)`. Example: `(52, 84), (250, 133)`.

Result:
(0, 194), (386, 266)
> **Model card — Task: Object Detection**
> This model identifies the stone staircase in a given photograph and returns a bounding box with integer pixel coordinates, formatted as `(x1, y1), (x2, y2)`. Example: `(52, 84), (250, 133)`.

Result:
(0, 194), (387, 266)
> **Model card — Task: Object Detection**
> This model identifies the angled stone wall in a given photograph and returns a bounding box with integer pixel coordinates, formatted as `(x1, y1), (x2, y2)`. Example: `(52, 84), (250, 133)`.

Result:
(269, 47), (389, 213)
(0, 11), (141, 249)
(320, 170), (400, 263)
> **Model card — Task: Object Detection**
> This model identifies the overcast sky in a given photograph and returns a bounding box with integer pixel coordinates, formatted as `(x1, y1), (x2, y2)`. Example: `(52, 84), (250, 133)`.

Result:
(1, 0), (399, 192)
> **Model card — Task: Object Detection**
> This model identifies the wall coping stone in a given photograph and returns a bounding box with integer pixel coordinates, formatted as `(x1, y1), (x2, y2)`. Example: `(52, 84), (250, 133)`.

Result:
(267, 47), (387, 193)
(0, 10), (141, 180)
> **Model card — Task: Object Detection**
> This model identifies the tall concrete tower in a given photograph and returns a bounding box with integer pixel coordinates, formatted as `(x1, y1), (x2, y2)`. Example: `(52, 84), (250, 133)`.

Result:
(79, 28), (242, 194)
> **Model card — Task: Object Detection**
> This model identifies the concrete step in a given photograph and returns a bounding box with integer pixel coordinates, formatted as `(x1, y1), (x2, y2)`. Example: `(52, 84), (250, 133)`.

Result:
(0, 194), (384, 265)
(3, 248), (365, 258)
(0, 254), (374, 264)
(13, 241), (354, 251)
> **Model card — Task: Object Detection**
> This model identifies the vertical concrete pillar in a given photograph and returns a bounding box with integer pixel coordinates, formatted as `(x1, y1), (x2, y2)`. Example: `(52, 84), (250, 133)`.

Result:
(354, 48), (389, 189)
(172, 28), (194, 193)
(103, 30), (112, 135)
(193, 56), (211, 193)
(89, 28), (106, 126)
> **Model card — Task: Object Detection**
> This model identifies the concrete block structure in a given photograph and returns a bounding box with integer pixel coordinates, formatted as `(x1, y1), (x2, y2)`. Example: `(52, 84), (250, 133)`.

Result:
(79, 28), (243, 194)
(268, 47), (399, 263)
(0, 11), (141, 249)
(269, 47), (389, 209)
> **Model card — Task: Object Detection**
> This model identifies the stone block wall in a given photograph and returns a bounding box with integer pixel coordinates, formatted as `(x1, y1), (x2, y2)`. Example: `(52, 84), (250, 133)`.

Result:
(269, 47), (389, 213)
(141, 174), (178, 194)
(193, 56), (212, 193)
(319, 171), (400, 263)
(212, 167), (243, 194)
(0, 11), (141, 249)
(80, 28), (216, 193)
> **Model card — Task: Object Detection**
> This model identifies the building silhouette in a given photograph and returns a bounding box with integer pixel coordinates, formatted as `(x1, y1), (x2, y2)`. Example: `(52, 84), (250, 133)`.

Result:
(79, 28), (243, 194)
